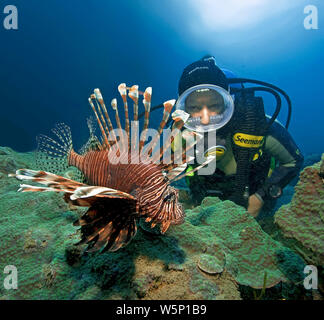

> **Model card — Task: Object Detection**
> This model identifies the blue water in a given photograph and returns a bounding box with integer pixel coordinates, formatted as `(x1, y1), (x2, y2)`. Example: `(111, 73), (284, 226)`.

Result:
(0, 0), (323, 155)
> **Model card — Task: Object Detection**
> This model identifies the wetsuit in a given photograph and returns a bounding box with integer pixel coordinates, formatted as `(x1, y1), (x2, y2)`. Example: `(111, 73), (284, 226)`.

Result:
(182, 119), (304, 207)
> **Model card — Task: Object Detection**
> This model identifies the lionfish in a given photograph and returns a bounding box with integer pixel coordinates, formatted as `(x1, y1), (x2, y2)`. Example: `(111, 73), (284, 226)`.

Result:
(10, 84), (213, 252)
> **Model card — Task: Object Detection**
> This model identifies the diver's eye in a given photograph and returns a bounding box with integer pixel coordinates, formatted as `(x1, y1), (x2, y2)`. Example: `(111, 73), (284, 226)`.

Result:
(186, 105), (201, 113)
(208, 104), (225, 113)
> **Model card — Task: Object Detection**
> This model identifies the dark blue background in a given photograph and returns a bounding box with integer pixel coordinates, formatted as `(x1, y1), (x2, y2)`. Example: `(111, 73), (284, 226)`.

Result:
(0, 0), (323, 154)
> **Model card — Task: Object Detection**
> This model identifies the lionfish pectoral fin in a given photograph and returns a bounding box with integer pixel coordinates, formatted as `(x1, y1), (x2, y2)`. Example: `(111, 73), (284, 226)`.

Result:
(70, 186), (136, 201)
(10, 169), (136, 204)
(160, 221), (171, 234)
(17, 184), (62, 193)
(100, 217), (137, 252)
(75, 198), (138, 252)
(10, 169), (85, 193)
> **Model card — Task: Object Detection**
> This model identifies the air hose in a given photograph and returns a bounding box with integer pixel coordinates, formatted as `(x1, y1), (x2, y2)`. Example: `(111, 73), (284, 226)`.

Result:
(228, 78), (291, 129)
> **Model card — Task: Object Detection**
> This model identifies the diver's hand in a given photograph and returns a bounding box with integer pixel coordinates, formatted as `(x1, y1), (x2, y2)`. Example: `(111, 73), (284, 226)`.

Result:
(247, 194), (263, 217)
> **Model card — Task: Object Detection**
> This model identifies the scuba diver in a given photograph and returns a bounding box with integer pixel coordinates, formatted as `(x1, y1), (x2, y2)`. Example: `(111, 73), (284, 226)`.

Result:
(171, 55), (304, 217)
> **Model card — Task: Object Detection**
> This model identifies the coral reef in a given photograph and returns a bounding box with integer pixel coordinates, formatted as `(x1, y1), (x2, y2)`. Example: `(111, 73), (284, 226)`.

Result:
(274, 154), (324, 266)
(289, 153), (322, 187)
(169, 197), (306, 290)
(0, 146), (315, 300)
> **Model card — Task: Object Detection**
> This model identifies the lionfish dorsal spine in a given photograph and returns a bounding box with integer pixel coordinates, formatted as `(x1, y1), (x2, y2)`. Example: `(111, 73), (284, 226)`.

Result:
(110, 97), (128, 153)
(87, 84), (207, 182)
(166, 134), (207, 182)
(94, 89), (121, 150)
(147, 99), (176, 157)
(118, 83), (130, 147)
(88, 96), (110, 149)
(128, 85), (139, 121)
(110, 98), (122, 131)
(165, 111), (194, 168)
(151, 109), (189, 164)
(94, 89), (115, 135)
(128, 85), (139, 154)
(138, 87), (152, 153)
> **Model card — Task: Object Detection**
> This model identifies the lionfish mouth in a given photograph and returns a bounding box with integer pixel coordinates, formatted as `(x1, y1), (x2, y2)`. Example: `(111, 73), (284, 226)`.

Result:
(9, 83), (215, 252)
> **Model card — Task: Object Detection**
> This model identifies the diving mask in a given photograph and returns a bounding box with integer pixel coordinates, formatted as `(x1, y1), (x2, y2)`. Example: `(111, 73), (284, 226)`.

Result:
(175, 84), (234, 133)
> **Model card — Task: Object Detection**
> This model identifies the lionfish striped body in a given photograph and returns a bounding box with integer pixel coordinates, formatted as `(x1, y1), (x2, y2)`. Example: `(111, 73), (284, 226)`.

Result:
(68, 148), (183, 225)
(10, 83), (209, 252)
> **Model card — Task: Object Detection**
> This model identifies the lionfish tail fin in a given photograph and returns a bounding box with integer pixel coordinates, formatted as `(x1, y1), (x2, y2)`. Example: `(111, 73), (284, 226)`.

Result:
(36, 123), (73, 176)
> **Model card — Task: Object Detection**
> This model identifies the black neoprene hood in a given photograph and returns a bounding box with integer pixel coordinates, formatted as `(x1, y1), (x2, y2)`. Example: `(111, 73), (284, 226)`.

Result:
(178, 56), (229, 96)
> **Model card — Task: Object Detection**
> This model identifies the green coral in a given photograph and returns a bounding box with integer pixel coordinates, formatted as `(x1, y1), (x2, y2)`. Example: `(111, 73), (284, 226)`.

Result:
(168, 197), (304, 289)
(189, 266), (219, 300)
(275, 154), (324, 265)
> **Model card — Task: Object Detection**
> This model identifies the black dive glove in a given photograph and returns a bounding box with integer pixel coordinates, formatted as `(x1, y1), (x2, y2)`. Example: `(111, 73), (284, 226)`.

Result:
(255, 184), (282, 203)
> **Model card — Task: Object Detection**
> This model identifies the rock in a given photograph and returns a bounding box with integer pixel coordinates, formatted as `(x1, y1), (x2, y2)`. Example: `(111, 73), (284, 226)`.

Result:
(0, 147), (12, 156)
(198, 253), (225, 275)
(275, 154), (324, 266)
(320, 154), (324, 179)
(0, 147), (35, 174)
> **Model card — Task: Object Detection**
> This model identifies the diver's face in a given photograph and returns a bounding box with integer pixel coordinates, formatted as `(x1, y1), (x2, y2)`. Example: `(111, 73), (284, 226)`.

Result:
(185, 89), (225, 125)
